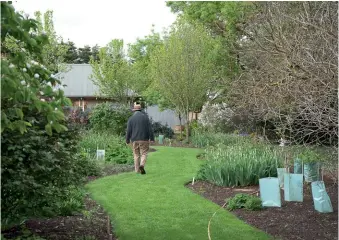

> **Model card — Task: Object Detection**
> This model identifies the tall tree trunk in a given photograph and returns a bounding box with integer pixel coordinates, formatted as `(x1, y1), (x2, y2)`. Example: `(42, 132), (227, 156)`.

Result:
(178, 112), (183, 140)
(186, 112), (190, 142)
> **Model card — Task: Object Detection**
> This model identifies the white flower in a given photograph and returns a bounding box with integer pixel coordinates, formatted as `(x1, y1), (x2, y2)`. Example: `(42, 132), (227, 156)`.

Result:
(40, 98), (46, 102)
(22, 68), (27, 72)
(24, 13), (29, 18)
(31, 60), (38, 65)
(47, 82), (52, 87)
(26, 63), (31, 68)
(9, 63), (15, 68)
(52, 97), (55, 100)
(50, 74), (55, 78)
(59, 85), (64, 90)
(55, 108), (58, 111)
(26, 84), (30, 88)
(34, 73), (39, 79)
(40, 91), (44, 95)
(50, 121), (53, 124)
(21, 80), (26, 85)
(41, 31), (47, 35)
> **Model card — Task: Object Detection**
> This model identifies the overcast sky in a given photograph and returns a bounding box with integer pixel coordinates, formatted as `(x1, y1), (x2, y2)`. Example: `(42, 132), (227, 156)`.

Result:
(13, 0), (177, 48)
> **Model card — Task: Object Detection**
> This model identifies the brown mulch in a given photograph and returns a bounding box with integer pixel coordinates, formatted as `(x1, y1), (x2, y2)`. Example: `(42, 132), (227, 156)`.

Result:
(2, 164), (136, 240)
(186, 179), (338, 240)
(2, 195), (116, 240)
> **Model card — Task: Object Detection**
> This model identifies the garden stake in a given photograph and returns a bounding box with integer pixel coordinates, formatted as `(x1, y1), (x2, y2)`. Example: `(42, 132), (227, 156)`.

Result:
(208, 202), (227, 240)
(107, 216), (110, 234)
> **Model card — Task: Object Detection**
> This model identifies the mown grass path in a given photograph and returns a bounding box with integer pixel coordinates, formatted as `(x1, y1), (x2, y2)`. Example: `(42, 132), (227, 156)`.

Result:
(86, 147), (271, 240)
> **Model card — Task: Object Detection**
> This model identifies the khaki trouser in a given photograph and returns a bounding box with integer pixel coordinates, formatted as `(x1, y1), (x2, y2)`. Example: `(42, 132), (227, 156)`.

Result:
(132, 141), (150, 172)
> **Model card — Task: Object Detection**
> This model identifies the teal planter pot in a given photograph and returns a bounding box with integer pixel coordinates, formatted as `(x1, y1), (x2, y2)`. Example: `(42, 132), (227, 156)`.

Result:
(259, 177), (281, 207)
(284, 172), (303, 202)
(311, 181), (333, 213)
(304, 162), (320, 182)
(294, 158), (302, 174)
(158, 135), (164, 145)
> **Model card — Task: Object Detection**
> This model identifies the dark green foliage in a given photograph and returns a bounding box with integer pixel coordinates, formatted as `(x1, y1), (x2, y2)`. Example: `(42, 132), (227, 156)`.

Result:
(88, 103), (132, 135)
(1, 113), (94, 228)
(61, 41), (100, 64)
(226, 194), (262, 211)
(150, 118), (174, 139)
(106, 138), (133, 164)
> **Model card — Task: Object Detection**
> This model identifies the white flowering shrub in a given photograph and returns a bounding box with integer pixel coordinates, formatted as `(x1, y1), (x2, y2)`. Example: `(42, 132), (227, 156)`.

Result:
(1, 3), (70, 135)
(198, 102), (234, 132)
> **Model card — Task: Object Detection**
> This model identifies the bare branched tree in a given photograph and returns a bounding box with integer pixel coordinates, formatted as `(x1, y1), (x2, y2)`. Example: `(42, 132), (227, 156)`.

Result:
(230, 1), (338, 146)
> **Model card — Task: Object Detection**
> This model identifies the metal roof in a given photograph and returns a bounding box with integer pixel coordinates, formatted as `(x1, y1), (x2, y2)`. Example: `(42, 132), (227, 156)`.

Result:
(55, 64), (135, 98)
(55, 64), (99, 97)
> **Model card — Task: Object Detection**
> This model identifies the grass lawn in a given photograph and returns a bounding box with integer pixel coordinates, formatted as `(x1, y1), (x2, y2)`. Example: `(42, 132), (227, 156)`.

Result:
(86, 147), (272, 240)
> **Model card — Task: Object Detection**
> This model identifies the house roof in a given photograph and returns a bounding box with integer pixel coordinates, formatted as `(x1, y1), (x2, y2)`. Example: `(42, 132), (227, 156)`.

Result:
(55, 64), (135, 98)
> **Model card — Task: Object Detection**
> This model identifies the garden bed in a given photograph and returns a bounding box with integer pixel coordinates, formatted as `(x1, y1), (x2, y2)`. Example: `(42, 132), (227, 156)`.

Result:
(2, 195), (116, 240)
(2, 164), (135, 240)
(187, 179), (338, 240)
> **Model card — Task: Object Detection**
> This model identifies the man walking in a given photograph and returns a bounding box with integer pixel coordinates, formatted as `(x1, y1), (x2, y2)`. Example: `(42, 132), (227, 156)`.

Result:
(126, 103), (154, 174)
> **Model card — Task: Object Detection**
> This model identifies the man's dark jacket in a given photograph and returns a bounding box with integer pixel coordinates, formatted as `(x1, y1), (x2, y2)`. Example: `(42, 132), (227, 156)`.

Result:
(126, 111), (154, 144)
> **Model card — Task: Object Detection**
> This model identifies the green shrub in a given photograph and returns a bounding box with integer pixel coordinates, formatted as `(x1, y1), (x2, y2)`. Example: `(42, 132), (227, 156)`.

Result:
(79, 131), (133, 165)
(197, 143), (283, 187)
(53, 185), (85, 216)
(244, 196), (262, 211)
(226, 194), (262, 211)
(106, 139), (133, 164)
(1, 117), (90, 228)
(89, 103), (132, 135)
(150, 118), (174, 139)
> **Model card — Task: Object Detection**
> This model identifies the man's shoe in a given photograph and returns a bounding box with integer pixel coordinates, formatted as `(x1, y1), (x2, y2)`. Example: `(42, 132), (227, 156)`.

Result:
(139, 166), (146, 175)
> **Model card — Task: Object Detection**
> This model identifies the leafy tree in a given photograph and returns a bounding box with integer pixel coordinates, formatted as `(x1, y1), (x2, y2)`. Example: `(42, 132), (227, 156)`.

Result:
(128, 28), (164, 94)
(62, 40), (79, 63)
(34, 10), (69, 73)
(150, 21), (218, 141)
(60, 42), (100, 64)
(91, 44), (100, 62)
(90, 39), (133, 103)
(77, 45), (92, 63)
(166, 1), (258, 100)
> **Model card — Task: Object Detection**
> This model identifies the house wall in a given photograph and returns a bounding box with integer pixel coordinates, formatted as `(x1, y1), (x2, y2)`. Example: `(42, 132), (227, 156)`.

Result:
(145, 105), (187, 129)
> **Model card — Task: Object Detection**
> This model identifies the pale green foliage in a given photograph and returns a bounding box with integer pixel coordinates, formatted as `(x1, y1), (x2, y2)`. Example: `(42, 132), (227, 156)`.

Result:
(90, 39), (133, 103)
(128, 28), (163, 95)
(34, 11), (69, 73)
(198, 142), (283, 187)
(150, 21), (218, 138)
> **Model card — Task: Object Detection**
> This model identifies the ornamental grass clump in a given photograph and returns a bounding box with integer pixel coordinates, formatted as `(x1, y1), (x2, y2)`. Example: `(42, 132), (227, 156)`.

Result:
(191, 131), (250, 148)
(197, 143), (283, 187)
